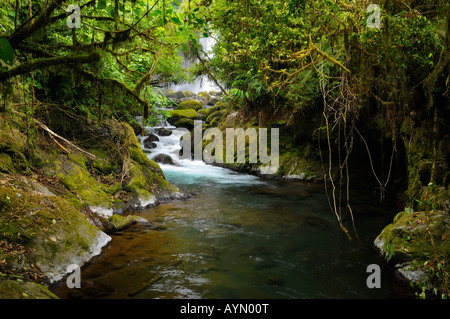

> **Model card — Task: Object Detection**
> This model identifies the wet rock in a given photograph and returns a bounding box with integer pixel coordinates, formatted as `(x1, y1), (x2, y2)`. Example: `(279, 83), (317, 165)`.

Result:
(207, 98), (219, 106)
(155, 128), (172, 136)
(102, 214), (136, 234)
(143, 134), (159, 149)
(145, 142), (157, 149)
(374, 210), (450, 292)
(129, 215), (152, 227)
(176, 100), (203, 111)
(152, 154), (174, 165)
(174, 118), (195, 130)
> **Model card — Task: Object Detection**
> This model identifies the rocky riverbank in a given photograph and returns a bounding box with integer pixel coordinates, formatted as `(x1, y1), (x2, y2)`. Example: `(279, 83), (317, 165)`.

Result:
(159, 89), (449, 297)
(0, 113), (187, 298)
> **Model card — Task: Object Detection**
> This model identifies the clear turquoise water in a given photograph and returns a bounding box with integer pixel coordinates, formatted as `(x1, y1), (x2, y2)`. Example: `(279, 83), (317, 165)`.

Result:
(53, 160), (410, 299)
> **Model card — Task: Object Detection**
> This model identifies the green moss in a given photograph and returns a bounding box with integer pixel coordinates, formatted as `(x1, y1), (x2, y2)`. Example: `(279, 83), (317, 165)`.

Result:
(0, 186), (104, 274)
(206, 110), (225, 124)
(102, 214), (135, 233)
(174, 118), (195, 130)
(377, 210), (450, 265)
(45, 154), (112, 209)
(177, 100), (203, 111)
(0, 280), (59, 299)
(0, 116), (27, 155)
(125, 159), (176, 198)
(164, 89), (176, 98)
(198, 91), (211, 100)
(68, 152), (88, 169)
(197, 108), (212, 119)
(169, 108), (199, 119)
(0, 153), (14, 173)
(89, 149), (115, 175)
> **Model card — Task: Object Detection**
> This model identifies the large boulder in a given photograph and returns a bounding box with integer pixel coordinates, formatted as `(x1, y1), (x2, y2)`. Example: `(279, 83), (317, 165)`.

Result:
(168, 108), (199, 119)
(167, 109), (199, 129)
(0, 186), (112, 284)
(174, 118), (195, 130)
(176, 100), (203, 111)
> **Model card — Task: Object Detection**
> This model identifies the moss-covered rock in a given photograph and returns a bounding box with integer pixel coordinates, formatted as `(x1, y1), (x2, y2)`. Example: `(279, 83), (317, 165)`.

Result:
(197, 108), (212, 119)
(174, 118), (195, 130)
(176, 100), (203, 111)
(102, 214), (136, 234)
(0, 116), (30, 174)
(164, 89), (176, 99)
(42, 152), (113, 216)
(374, 209), (450, 292)
(0, 186), (111, 284)
(89, 149), (115, 175)
(0, 153), (14, 173)
(168, 108), (199, 119)
(205, 109), (226, 124)
(0, 280), (59, 299)
(198, 91), (211, 100)
(0, 116), (27, 155)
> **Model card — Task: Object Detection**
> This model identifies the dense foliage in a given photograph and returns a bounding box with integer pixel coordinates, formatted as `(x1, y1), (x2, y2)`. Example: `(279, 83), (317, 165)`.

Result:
(0, 0), (449, 298)
(0, 0), (211, 129)
(200, 0), (449, 209)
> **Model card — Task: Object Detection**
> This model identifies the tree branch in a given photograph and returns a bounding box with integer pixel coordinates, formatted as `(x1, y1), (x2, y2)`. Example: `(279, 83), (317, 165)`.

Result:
(0, 52), (101, 82)
(8, 0), (65, 46)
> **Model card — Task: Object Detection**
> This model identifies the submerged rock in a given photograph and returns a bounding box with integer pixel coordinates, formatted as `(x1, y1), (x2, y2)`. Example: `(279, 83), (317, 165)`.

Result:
(129, 215), (152, 226)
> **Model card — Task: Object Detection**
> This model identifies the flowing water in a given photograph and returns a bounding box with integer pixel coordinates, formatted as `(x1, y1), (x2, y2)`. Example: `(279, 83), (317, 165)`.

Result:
(166, 37), (219, 94)
(52, 118), (411, 299)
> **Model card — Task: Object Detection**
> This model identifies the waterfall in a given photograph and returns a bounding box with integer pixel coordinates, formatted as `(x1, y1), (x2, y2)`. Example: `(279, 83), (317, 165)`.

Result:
(166, 37), (219, 94)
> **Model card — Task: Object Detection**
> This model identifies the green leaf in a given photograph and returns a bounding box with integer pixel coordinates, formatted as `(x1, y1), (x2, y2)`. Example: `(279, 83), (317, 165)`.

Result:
(97, 0), (107, 10)
(107, 5), (115, 19)
(0, 37), (13, 66)
(150, 9), (162, 17)
(171, 17), (182, 25)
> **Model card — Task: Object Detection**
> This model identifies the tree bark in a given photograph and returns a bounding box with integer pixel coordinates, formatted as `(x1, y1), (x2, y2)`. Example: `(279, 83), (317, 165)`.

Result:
(0, 52), (101, 82)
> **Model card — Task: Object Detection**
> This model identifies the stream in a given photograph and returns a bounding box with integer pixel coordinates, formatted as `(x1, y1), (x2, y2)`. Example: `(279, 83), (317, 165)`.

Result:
(52, 117), (411, 299)
(52, 37), (411, 299)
